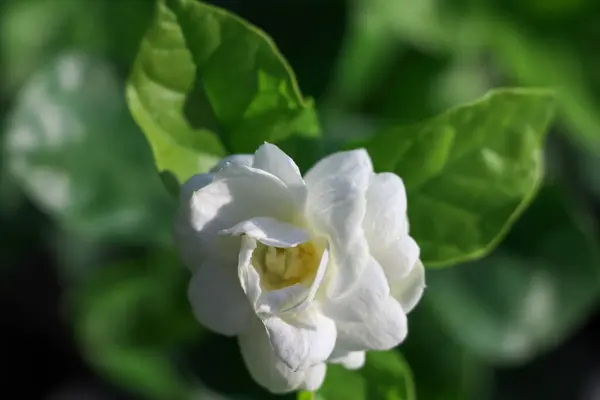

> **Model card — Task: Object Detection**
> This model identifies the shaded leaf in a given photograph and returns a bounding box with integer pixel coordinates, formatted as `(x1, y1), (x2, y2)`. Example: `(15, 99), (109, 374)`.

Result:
(426, 185), (600, 364)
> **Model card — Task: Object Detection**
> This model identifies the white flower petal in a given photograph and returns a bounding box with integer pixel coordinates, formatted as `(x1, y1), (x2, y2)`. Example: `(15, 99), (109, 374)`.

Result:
(221, 217), (310, 248)
(302, 363), (326, 391)
(363, 172), (408, 251)
(239, 317), (306, 393)
(253, 143), (306, 201)
(174, 169), (295, 270)
(237, 236), (261, 306)
(188, 259), (252, 336)
(329, 351), (365, 370)
(302, 248), (329, 310)
(174, 174), (214, 271)
(210, 154), (254, 172)
(304, 149), (373, 298)
(374, 235), (420, 283)
(264, 311), (336, 371)
(322, 255), (389, 323)
(391, 260), (426, 314)
(335, 296), (408, 351)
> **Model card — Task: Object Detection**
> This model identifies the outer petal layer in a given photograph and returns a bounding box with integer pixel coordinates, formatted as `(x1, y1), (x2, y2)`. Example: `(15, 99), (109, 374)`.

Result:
(187, 259), (252, 336)
(374, 236), (420, 283)
(329, 351), (366, 370)
(363, 172), (408, 250)
(322, 256), (389, 323)
(174, 167), (295, 270)
(239, 318), (306, 393)
(210, 154), (254, 172)
(391, 260), (426, 314)
(334, 296), (408, 351)
(253, 143), (306, 203)
(264, 312), (336, 371)
(304, 149), (373, 298)
(302, 363), (327, 391)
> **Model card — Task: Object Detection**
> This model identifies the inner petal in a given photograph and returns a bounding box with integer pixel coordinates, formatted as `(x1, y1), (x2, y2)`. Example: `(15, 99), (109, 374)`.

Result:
(253, 240), (325, 290)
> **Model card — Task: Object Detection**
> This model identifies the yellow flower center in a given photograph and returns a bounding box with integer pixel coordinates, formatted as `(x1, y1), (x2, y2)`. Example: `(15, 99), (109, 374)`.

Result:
(252, 241), (324, 290)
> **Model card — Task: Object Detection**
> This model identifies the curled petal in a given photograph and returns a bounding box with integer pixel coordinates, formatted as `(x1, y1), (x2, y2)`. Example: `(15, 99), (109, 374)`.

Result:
(253, 143), (306, 204)
(236, 235), (329, 317)
(237, 236), (307, 315)
(221, 217), (310, 248)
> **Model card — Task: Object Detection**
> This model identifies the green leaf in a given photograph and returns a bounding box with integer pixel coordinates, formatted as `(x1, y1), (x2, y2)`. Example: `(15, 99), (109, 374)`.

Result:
(4, 53), (174, 244)
(425, 185), (600, 364)
(73, 250), (203, 400)
(364, 88), (556, 267)
(314, 351), (415, 400)
(126, 0), (320, 185)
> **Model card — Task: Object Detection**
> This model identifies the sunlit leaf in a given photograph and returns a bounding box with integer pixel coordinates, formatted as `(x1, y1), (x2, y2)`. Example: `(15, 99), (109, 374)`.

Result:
(363, 88), (556, 267)
(126, 0), (320, 185)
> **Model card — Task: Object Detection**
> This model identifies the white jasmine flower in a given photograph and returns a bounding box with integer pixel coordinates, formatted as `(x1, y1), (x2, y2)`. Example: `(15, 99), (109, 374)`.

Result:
(175, 143), (425, 393)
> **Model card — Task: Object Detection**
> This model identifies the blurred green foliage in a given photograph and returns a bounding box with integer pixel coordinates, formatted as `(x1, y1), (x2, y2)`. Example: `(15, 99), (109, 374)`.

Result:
(73, 251), (203, 400)
(315, 351), (415, 400)
(4, 53), (174, 245)
(2, 0), (600, 400)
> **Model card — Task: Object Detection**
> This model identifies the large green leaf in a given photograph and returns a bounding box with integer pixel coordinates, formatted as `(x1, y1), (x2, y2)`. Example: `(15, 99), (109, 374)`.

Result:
(73, 251), (204, 400)
(126, 0), (320, 185)
(364, 88), (555, 267)
(302, 351), (415, 400)
(426, 185), (600, 364)
(4, 53), (174, 244)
